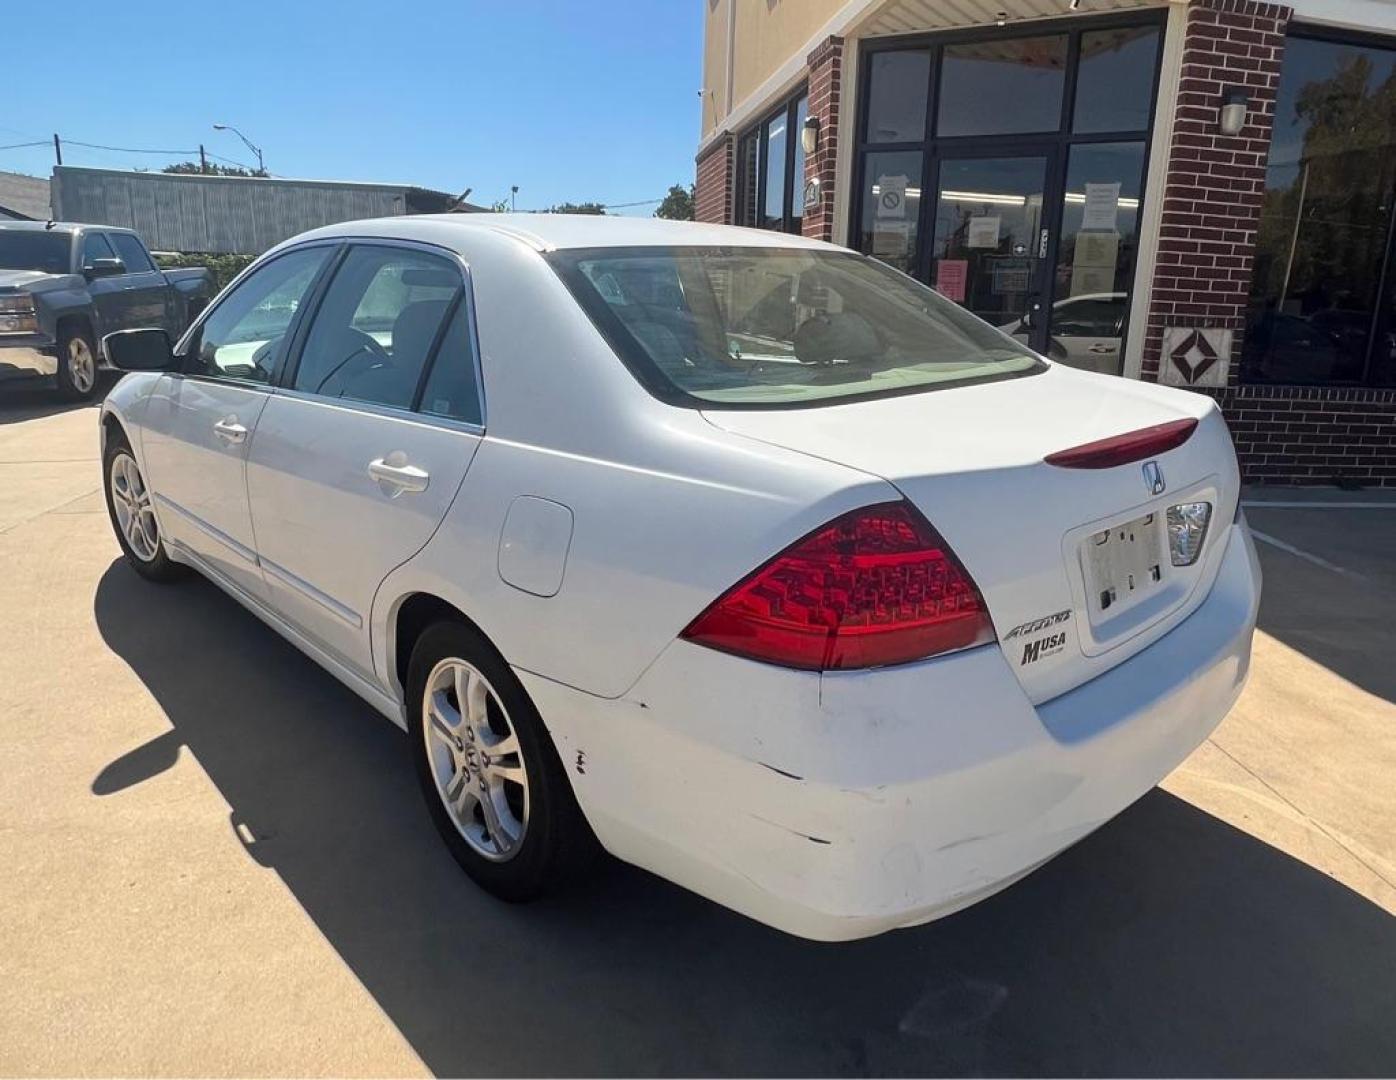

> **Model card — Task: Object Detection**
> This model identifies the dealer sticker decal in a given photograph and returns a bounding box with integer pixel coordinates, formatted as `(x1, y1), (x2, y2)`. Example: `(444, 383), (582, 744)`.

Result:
(1003, 609), (1073, 667)
(1003, 609), (1072, 641)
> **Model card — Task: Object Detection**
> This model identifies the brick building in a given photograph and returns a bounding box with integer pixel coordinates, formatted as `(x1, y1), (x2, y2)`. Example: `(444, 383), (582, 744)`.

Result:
(696, 0), (1396, 486)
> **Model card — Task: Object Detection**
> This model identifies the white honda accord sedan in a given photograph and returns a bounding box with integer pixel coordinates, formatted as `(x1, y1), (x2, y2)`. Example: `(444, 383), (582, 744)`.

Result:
(99, 214), (1260, 941)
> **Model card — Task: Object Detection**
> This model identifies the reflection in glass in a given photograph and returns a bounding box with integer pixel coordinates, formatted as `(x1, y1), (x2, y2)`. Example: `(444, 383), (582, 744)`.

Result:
(791, 96), (809, 228)
(866, 51), (930, 142)
(1072, 27), (1161, 133)
(856, 150), (922, 275)
(1043, 142), (1146, 374)
(932, 156), (1048, 328)
(937, 36), (1067, 137)
(764, 113), (788, 229)
(1246, 35), (1396, 385)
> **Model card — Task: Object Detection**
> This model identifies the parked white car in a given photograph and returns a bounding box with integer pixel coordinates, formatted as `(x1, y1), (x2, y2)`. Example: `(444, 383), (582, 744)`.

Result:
(99, 215), (1260, 941)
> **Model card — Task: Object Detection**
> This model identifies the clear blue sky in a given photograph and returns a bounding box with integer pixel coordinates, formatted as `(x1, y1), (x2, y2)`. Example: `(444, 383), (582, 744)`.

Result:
(3, 1), (704, 215)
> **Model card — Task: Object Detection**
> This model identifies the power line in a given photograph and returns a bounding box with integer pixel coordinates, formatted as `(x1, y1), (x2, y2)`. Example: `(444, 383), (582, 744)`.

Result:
(62, 138), (201, 156)
(601, 197), (665, 209)
(0, 140), (47, 152)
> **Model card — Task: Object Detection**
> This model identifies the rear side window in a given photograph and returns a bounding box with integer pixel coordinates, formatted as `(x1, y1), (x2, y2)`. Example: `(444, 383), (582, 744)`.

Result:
(292, 245), (469, 414)
(109, 233), (156, 274)
(416, 302), (482, 425)
(80, 232), (116, 269)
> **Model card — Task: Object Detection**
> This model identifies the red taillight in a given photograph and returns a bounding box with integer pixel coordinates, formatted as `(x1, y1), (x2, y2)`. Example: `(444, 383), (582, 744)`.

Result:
(1044, 418), (1198, 469)
(680, 502), (994, 671)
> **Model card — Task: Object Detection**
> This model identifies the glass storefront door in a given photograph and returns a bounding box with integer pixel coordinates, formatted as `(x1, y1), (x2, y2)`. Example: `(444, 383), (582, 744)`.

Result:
(852, 16), (1164, 375)
(930, 153), (1053, 348)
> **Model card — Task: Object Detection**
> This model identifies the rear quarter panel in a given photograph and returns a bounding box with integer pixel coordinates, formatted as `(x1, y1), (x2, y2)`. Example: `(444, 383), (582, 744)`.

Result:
(370, 229), (896, 699)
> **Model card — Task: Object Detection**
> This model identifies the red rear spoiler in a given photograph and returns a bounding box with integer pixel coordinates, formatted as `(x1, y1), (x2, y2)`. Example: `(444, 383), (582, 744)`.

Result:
(1044, 418), (1198, 469)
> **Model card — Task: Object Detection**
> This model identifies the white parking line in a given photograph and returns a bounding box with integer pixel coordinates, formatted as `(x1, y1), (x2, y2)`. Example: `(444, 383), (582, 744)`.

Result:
(1242, 500), (1396, 510)
(1248, 528), (1368, 581)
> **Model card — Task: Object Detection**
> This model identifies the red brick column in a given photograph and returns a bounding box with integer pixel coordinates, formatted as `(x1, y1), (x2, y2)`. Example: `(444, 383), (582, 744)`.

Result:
(1141, 0), (1291, 383)
(803, 36), (844, 242)
(694, 135), (733, 225)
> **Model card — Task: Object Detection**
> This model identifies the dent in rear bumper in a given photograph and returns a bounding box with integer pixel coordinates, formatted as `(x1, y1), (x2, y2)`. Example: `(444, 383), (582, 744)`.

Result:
(520, 522), (1260, 941)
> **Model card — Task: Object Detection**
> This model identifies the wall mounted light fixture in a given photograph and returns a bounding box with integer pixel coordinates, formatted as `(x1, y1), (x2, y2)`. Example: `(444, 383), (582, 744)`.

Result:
(801, 115), (820, 156)
(1219, 87), (1249, 136)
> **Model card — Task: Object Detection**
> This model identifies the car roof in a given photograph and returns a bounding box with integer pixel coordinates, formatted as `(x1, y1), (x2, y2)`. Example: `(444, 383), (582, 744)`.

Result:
(303, 213), (839, 254)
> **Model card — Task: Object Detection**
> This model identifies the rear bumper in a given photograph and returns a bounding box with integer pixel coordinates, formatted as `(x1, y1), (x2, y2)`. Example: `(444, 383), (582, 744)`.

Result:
(521, 520), (1261, 941)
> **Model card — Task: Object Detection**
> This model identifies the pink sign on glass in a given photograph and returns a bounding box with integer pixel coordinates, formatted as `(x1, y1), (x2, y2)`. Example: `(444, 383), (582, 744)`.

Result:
(935, 259), (968, 303)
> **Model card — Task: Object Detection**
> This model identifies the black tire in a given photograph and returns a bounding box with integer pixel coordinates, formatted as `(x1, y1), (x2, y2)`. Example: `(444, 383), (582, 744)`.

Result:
(407, 619), (597, 901)
(55, 321), (101, 402)
(102, 428), (187, 583)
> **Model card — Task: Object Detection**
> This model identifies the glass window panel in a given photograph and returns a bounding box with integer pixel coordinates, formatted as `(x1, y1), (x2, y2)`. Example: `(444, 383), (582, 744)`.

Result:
(931, 155), (1048, 329)
(866, 50), (930, 143)
(294, 246), (461, 410)
(1073, 26), (1161, 134)
(188, 246), (330, 384)
(1047, 141), (1146, 375)
(554, 247), (1039, 407)
(109, 233), (156, 274)
(737, 129), (760, 229)
(791, 95), (809, 229)
(763, 111), (788, 229)
(81, 232), (116, 268)
(418, 301), (482, 425)
(937, 35), (1067, 138)
(1244, 35), (1396, 385)
(855, 150), (922, 276)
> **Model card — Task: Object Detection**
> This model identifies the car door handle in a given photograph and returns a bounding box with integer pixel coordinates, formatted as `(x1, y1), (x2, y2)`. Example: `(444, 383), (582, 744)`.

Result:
(213, 416), (247, 444)
(1087, 343), (1118, 354)
(368, 456), (430, 496)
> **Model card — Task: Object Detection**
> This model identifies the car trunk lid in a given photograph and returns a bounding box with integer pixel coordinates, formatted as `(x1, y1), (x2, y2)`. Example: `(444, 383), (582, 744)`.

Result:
(702, 364), (1241, 703)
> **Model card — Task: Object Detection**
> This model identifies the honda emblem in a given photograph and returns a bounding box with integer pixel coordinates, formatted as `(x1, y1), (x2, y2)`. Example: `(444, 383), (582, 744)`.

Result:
(1142, 460), (1166, 496)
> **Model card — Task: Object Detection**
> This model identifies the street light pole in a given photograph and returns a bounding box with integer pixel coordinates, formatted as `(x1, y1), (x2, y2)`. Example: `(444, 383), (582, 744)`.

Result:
(212, 123), (265, 175)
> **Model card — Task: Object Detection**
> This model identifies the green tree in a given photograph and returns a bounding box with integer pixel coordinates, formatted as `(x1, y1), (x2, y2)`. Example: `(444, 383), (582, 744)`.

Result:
(654, 183), (695, 221)
(162, 161), (269, 178)
(543, 201), (607, 215)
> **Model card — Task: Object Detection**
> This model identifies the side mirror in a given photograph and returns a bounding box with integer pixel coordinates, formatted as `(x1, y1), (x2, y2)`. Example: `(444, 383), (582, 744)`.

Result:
(105, 328), (177, 372)
(84, 258), (125, 280)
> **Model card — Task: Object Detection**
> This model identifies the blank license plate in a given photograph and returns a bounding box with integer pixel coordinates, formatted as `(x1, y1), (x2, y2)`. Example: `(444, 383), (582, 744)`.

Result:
(1083, 513), (1163, 620)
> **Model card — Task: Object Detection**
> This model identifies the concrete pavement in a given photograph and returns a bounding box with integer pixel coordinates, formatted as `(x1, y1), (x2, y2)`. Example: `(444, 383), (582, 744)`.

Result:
(1, 384), (1393, 1076)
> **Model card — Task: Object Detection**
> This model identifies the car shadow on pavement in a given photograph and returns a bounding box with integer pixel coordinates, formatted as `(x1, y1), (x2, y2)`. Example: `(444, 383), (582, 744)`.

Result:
(0, 373), (112, 425)
(93, 562), (1396, 1078)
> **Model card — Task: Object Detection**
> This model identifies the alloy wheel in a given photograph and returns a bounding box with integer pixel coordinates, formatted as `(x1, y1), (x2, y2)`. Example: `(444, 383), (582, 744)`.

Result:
(109, 452), (159, 562)
(422, 658), (530, 861)
(67, 337), (96, 394)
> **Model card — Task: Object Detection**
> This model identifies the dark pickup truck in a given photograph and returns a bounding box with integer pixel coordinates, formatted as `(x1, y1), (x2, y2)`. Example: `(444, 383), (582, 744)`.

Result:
(0, 221), (214, 400)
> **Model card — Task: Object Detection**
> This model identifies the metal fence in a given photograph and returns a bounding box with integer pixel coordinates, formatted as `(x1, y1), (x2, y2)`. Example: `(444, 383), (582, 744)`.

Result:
(51, 166), (460, 254)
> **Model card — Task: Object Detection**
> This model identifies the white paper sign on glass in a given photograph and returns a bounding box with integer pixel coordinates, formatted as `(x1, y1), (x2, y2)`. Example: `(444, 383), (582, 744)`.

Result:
(1082, 182), (1121, 232)
(876, 175), (908, 220)
(967, 215), (1001, 249)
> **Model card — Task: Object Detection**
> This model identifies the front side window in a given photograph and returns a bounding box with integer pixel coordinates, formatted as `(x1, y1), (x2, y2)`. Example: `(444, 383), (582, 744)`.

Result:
(109, 233), (156, 274)
(551, 246), (1041, 408)
(185, 245), (331, 384)
(291, 245), (464, 412)
(80, 232), (116, 269)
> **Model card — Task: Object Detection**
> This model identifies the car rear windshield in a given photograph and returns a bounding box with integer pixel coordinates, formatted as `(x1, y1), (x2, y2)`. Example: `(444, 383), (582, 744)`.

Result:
(0, 231), (71, 275)
(548, 246), (1042, 408)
